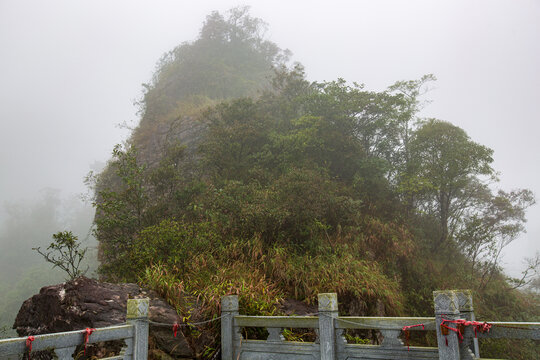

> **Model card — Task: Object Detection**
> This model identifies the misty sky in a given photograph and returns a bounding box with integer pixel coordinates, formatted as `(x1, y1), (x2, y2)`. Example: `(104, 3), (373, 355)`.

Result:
(1, 0), (539, 277)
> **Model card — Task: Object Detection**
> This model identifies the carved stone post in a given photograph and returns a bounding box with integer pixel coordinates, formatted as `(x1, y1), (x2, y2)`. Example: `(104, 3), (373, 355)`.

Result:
(456, 290), (480, 359)
(221, 295), (240, 360)
(318, 293), (338, 360)
(127, 298), (149, 360)
(433, 290), (461, 360)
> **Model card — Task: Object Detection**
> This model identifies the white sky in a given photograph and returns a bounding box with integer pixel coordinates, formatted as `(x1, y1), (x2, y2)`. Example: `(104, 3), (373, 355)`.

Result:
(0, 0), (538, 277)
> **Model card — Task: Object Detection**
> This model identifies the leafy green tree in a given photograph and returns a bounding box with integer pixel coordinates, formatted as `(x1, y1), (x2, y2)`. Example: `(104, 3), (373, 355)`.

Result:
(388, 74), (436, 214)
(90, 144), (150, 279)
(457, 189), (535, 289)
(33, 231), (88, 280)
(145, 6), (286, 107)
(409, 119), (495, 244)
(199, 98), (272, 182)
(387, 74), (436, 171)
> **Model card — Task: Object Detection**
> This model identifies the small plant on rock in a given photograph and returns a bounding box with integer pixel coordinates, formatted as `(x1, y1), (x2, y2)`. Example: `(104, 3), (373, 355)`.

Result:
(33, 231), (88, 280)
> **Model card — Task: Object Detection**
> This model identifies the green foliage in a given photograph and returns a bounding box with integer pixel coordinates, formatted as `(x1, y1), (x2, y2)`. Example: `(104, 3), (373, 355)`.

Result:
(145, 6), (288, 107)
(409, 119), (495, 244)
(138, 233), (404, 357)
(131, 6), (289, 161)
(91, 144), (151, 279)
(344, 332), (371, 345)
(267, 243), (404, 313)
(89, 8), (538, 359)
(199, 98), (271, 181)
(457, 189), (536, 290)
(33, 231), (88, 280)
(133, 220), (220, 274)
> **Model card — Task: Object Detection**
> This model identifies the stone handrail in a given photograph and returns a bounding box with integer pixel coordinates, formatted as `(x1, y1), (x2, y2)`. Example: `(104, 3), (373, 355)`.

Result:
(234, 315), (319, 328)
(334, 316), (437, 330)
(0, 298), (149, 360)
(0, 325), (133, 358)
(222, 290), (540, 360)
(222, 293), (439, 360)
(475, 321), (540, 340)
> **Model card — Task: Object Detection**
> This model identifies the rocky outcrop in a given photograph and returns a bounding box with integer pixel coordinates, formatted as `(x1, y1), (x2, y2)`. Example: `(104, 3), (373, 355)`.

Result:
(13, 277), (194, 359)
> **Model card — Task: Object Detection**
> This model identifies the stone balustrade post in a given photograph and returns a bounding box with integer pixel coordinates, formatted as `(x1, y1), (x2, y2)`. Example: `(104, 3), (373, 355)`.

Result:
(433, 290), (461, 360)
(221, 295), (239, 360)
(456, 290), (480, 359)
(127, 298), (149, 360)
(318, 293), (338, 360)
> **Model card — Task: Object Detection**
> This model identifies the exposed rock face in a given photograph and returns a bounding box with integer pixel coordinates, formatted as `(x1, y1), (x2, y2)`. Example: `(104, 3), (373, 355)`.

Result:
(13, 277), (194, 359)
(280, 298), (317, 316)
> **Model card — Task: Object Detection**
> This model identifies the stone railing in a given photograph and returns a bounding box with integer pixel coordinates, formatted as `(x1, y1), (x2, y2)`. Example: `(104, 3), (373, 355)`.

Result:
(2, 290), (537, 359)
(0, 298), (149, 360)
(221, 290), (540, 360)
(433, 290), (539, 360)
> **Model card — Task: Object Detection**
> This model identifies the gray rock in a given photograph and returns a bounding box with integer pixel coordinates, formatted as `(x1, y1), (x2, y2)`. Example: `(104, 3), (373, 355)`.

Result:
(13, 277), (194, 359)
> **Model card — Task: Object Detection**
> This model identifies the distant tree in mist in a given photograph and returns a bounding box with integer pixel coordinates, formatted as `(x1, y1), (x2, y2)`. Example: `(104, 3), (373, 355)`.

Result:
(130, 5), (291, 166)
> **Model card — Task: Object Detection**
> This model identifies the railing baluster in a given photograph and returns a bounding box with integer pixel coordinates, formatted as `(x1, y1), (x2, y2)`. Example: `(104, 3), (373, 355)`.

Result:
(266, 327), (284, 342)
(335, 328), (347, 353)
(54, 346), (76, 359)
(380, 329), (404, 347)
(314, 328), (320, 344)
(120, 337), (134, 360)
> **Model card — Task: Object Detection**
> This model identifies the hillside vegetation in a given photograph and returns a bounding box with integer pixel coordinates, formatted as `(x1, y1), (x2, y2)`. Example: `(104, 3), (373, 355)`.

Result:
(89, 7), (539, 359)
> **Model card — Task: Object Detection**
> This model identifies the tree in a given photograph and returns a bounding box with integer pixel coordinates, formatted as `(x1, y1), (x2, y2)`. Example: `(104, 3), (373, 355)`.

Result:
(139, 6), (289, 120)
(508, 253), (540, 290)
(33, 231), (88, 280)
(199, 98), (271, 182)
(302, 79), (397, 182)
(410, 119), (495, 244)
(388, 74), (436, 214)
(90, 144), (150, 279)
(457, 189), (535, 289)
(129, 6), (292, 170)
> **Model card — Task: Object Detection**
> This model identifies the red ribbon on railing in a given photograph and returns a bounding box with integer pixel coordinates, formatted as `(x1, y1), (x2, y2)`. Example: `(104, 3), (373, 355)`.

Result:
(83, 328), (95, 354)
(440, 318), (491, 346)
(173, 323), (180, 337)
(26, 336), (35, 358)
(401, 323), (425, 350)
(474, 321), (492, 336)
(441, 322), (464, 345)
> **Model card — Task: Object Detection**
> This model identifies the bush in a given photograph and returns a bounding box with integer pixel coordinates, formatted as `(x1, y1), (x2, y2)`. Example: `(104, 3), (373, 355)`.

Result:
(132, 219), (220, 274)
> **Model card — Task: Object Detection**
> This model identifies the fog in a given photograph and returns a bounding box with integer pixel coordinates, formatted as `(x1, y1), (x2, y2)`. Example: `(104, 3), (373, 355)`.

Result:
(0, 0), (538, 282)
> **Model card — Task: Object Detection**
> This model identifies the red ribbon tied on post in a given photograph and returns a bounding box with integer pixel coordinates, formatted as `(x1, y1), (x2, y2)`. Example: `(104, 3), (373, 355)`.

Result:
(401, 324), (425, 350)
(440, 318), (491, 346)
(173, 323), (180, 337)
(26, 336), (35, 358)
(83, 328), (95, 354)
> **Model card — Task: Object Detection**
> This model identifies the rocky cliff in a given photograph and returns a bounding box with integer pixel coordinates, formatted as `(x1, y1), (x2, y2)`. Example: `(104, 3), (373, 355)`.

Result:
(13, 277), (194, 359)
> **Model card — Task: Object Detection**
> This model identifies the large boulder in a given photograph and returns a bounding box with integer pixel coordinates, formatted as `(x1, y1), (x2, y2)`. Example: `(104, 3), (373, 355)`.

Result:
(13, 277), (194, 359)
